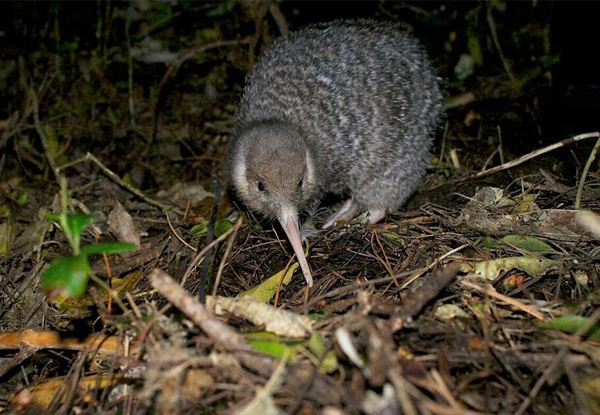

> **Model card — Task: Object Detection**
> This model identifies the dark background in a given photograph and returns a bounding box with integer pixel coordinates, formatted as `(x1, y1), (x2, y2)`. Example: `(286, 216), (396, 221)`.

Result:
(0, 1), (599, 181)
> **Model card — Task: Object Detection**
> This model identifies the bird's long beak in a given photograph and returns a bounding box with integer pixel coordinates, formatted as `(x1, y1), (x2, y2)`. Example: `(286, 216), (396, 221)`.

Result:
(278, 210), (313, 287)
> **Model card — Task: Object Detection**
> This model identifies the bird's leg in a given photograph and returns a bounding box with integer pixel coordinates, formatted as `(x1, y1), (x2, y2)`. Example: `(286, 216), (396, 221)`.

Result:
(364, 208), (386, 224)
(322, 199), (359, 229)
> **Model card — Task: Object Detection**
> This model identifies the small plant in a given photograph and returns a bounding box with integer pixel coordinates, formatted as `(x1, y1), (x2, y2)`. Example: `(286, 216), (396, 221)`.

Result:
(42, 211), (136, 298)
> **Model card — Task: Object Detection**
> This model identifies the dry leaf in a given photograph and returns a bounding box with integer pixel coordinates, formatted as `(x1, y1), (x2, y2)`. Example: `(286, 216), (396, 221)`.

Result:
(207, 295), (311, 338)
(107, 201), (140, 246)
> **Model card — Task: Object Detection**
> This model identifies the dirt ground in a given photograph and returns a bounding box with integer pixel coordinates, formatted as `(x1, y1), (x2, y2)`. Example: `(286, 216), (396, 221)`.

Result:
(1, 2), (600, 415)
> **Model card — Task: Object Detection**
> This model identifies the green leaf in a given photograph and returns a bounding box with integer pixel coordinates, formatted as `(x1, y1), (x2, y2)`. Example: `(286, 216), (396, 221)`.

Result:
(80, 242), (137, 256)
(0, 221), (15, 257)
(17, 192), (28, 206)
(479, 236), (498, 249)
(65, 214), (92, 239)
(45, 124), (60, 160)
(191, 219), (233, 238)
(541, 315), (600, 341)
(501, 235), (556, 254)
(115, 81), (129, 91)
(107, 107), (119, 125)
(467, 33), (483, 66)
(238, 262), (299, 303)
(459, 256), (556, 281)
(214, 218), (233, 237)
(247, 338), (299, 358)
(381, 232), (403, 243)
(190, 221), (209, 237)
(513, 193), (538, 213)
(308, 332), (326, 359)
(45, 212), (62, 223)
(319, 350), (339, 374)
(207, 0), (235, 17)
(41, 254), (91, 298)
(308, 311), (329, 320)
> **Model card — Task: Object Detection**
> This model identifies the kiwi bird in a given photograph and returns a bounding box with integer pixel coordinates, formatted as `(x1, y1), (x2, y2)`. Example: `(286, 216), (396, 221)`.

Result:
(227, 20), (442, 286)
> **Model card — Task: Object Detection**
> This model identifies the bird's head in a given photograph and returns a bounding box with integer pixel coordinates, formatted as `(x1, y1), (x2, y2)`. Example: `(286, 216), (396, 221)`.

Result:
(228, 120), (317, 285)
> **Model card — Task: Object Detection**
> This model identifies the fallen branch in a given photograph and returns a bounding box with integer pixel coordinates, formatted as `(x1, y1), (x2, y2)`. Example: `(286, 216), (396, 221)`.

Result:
(391, 263), (460, 331)
(464, 132), (599, 181)
(150, 269), (276, 375)
(461, 280), (547, 321)
(58, 152), (183, 214)
(575, 133), (600, 209)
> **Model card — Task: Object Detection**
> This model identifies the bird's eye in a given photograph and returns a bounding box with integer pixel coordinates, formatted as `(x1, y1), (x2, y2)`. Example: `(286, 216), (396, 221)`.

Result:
(297, 179), (303, 188)
(257, 181), (265, 192)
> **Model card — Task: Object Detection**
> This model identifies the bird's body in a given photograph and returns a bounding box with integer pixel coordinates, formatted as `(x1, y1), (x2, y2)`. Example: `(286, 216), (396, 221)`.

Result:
(227, 20), (442, 286)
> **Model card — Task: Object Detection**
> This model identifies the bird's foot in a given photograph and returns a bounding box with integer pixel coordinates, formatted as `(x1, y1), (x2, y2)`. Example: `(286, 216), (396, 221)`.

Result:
(322, 199), (359, 229)
(362, 208), (386, 225)
(323, 202), (387, 229)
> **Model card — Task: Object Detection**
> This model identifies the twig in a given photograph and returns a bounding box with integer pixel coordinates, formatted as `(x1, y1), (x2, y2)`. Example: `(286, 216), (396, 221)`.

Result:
(0, 344), (35, 378)
(91, 227), (114, 312)
(397, 243), (471, 291)
(306, 270), (416, 309)
(274, 255), (296, 308)
(438, 121), (449, 165)
(165, 211), (197, 252)
(151, 269), (249, 351)
(125, 14), (135, 126)
(89, 274), (134, 318)
(371, 231), (394, 277)
(497, 125), (506, 165)
(212, 216), (244, 296)
(575, 134), (600, 209)
(388, 370), (417, 415)
(181, 223), (239, 287)
(442, 91), (476, 110)
(564, 361), (591, 415)
(487, 3), (516, 84)
(135, 302), (171, 354)
(31, 87), (59, 180)
(421, 401), (489, 415)
(150, 269), (276, 375)
(449, 148), (461, 169)
(430, 369), (464, 411)
(198, 175), (221, 302)
(461, 280), (546, 321)
(464, 132), (600, 181)
(268, 2), (289, 36)
(514, 308), (600, 415)
(392, 264), (460, 331)
(514, 346), (563, 415)
(58, 152), (183, 215)
(480, 146), (499, 171)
